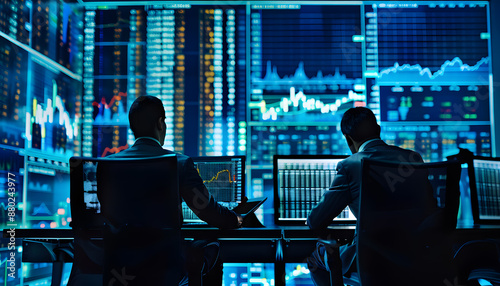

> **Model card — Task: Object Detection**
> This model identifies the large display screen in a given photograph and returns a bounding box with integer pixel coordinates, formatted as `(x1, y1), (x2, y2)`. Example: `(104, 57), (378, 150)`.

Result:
(82, 4), (247, 157)
(0, 0), (83, 237)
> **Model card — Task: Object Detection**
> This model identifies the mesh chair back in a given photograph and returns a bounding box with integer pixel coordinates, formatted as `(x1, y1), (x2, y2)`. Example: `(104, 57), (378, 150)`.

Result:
(357, 159), (461, 286)
(96, 155), (181, 229)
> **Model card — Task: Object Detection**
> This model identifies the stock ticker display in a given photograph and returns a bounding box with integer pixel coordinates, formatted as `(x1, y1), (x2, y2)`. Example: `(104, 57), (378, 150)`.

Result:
(82, 5), (247, 158)
(275, 157), (355, 222)
(473, 159), (500, 220)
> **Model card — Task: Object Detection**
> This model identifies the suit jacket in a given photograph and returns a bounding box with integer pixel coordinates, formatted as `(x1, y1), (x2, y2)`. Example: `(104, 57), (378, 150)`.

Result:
(107, 137), (239, 229)
(307, 139), (424, 274)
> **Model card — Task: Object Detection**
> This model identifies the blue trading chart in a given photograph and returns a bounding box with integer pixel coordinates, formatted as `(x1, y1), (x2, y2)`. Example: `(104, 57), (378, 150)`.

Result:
(249, 4), (363, 169)
(366, 3), (492, 162)
(250, 5), (364, 124)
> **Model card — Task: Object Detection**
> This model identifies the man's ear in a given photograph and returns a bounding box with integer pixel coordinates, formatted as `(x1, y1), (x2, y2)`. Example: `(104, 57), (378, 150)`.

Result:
(156, 117), (163, 130)
(344, 134), (354, 147)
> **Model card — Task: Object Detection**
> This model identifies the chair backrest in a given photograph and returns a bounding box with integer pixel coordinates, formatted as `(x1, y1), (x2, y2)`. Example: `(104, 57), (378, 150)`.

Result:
(69, 155), (183, 285)
(96, 155), (181, 229)
(357, 158), (461, 286)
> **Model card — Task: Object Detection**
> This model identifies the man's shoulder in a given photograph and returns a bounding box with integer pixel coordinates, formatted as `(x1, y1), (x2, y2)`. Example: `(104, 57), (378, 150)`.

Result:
(361, 142), (423, 163)
(344, 141), (422, 165)
(105, 143), (172, 158)
(174, 153), (191, 165)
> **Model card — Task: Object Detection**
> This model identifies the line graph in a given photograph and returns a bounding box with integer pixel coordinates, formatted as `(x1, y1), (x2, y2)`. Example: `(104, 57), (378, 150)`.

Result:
(253, 61), (363, 92)
(194, 160), (243, 202)
(200, 169), (235, 184)
(101, 144), (129, 157)
(378, 57), (489, 86)
(0, 202), (13, 211)
(93, 92), (128, 126)
(26, 87), (80, 156)
(251, 87), (365, 121)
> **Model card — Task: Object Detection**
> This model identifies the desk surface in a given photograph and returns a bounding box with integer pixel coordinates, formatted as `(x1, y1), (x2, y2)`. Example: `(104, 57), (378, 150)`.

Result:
(4, 224), (500, 240)
(2, 227), (283, 240)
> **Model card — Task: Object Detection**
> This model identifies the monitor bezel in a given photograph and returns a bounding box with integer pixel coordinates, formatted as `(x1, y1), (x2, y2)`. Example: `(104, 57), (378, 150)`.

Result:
(273, 154), (350, 226)
(468, 155), (500, 224)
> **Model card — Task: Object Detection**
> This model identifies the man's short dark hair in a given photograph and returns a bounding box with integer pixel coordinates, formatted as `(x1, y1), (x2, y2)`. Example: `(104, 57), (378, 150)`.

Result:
(129, 96), (165, 138)
(340, 107), (380, 142)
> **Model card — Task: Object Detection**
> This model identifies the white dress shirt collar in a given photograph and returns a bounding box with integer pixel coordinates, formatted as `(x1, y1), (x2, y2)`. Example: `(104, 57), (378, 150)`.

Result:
(135, 137), (162, 147)
(358, 138), (381, 152)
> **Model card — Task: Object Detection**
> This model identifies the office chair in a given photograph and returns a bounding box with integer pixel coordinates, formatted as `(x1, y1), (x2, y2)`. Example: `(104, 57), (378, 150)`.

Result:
(320, 159), (461, 286)
(356, 158), (461, 286)
(68, 155), (193, 286)
(20, 240), (74, 286)
(96, 155), (186, 285)
(448, 149), (500, 285)
(453, 239), (500, 285)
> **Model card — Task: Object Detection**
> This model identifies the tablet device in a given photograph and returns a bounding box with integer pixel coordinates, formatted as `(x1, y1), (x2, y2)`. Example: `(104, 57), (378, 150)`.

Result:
(232, 197), (267, 216)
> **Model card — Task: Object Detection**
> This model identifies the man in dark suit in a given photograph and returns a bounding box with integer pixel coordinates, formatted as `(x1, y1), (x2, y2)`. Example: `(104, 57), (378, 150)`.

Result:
(108, 95), (243, 284)
(306, 107), (425, 285)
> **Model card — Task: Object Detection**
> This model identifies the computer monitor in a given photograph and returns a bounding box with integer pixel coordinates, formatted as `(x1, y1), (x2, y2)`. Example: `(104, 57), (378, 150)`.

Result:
(273, 155), (354, 225)
(469, 156), (500, 224)
(182, 156), (245, 224)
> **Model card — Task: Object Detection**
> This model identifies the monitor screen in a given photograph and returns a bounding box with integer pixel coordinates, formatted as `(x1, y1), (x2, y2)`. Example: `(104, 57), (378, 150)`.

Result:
(182, 156), (245, 223)
(273, 155), (354, 225)
(472, 158), (500, 222)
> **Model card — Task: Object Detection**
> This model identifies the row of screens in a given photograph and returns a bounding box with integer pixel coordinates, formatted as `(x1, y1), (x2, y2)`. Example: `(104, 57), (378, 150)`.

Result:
(77, 154), (500, 226)
(1, 1), (494, 163)
(82, 1), (495, 162)
(274, 155), (500, 225)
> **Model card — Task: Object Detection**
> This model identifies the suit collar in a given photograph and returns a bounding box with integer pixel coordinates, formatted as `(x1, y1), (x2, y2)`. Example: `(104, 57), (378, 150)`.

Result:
(133, 137), (163, 148)
(360, 139), (386, 152)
